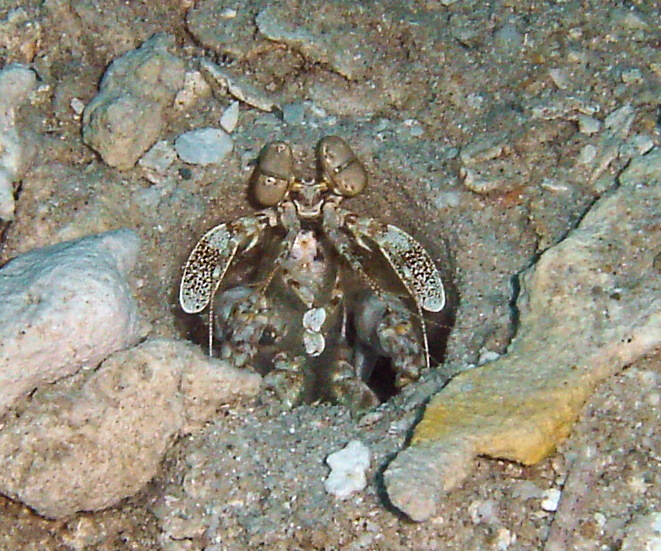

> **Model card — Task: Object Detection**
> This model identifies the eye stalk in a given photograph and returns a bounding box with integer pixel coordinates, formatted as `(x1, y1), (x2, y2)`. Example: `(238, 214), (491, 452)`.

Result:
(251, 141), (295, 207)
(317, 136), (367, 197)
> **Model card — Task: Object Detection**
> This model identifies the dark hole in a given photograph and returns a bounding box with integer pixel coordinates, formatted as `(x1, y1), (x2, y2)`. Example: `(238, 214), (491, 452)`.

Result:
(366, 357), (398, 402)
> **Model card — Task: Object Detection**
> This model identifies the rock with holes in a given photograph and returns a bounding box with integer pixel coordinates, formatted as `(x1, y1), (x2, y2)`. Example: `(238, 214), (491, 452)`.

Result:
(0, 338), (261, 518)
(0, 229), (145, 417)
(324, 440), (371, 499)
(82, 33), (185, 170)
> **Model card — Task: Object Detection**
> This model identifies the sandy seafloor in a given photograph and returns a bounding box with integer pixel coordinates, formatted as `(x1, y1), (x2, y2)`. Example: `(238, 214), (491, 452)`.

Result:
(1, 0), (661, 549)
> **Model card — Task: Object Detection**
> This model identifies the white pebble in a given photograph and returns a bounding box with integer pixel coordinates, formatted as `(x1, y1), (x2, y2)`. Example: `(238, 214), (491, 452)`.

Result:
(578, 114), (601, 136)
(324, 440), (370, 500)
(621, 68), (643, 84)
(70, 97), (86, 116)
(220, 101), (240, 133)
(541, 488), (561, 512)
(478, 350), (500, 365)
(549, 68), (569, 89)
(578, 144), (597, 165)
(175, 128), (233, 166)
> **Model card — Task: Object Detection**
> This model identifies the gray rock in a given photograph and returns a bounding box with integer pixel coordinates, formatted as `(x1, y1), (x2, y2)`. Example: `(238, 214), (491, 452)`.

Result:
(0, 131), (21, 221)
(493, 22), (523, 53)
(82, 34), (185, 170)
(186, 0), (263, 61)
(577, 114), (601, 135)
(0, 63), (37, 118)
(621, 512), (661, 551)
(256, 4), (371, 80)
(0, 64), (37, 221)
(385, 172), (661, 521)
(0, 338), (261, 519)
(618, 147), (661, 187)
(200, 58), (279, 113)
(459, 134), (521, 194)
(219, 101), (239, 133)
(0, 229), (144, 416)
(175, 128), (233, 166)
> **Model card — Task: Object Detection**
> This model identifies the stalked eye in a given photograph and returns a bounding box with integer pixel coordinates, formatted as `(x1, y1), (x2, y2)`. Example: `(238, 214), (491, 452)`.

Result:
(251, 141), (294, 206)
(317, 136), (367, 197)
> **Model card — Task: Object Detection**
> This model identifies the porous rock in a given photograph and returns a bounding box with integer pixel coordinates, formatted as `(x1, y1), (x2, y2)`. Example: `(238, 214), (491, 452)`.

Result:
(0, 229), (144, 416)
(0, 338), (261, 519)
(82, 34), (185, 170)
(385, 166), (661, 521)
(0, 63), (37, 221)
(324, 440), (371, 500)
(180, 342), (262, 432)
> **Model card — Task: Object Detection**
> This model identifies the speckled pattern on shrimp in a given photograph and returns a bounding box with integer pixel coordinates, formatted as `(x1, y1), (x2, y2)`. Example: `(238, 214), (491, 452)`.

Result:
(180, 136), (445, 413)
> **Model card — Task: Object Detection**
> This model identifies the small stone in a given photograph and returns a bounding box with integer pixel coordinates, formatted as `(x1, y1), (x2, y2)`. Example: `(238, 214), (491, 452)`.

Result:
(465, 93), (484, 110)
(200, 59), (278, 113)
(174, 70), (212, 110)
(0, 63), (37, 221)
(460, 136), (505, 165)
(493, 22), (522, 53)
(612, 9), (649, 30)
(578, 144), (597, 165)
(219, 101), (239, 133)
(175, 128), (233, 166)
(604, 104), (635, 132)
(577, 114), (601, 136)
(511, 480), (545, 501)
(540, 488), (561, 512)
(255, 4), (371, 80)
(403, 119), (425, 138)
(186, 0), (262, 61)
(539, 178), (572, 193)
(621, 68), (643, 84)
(282, 103), (305, 125)
(495, 527), (516, 550)
(478, 350), (500, 365)
(549, 68), (569, 89)
(461, 167), (501, 194)
(619, 134), (655, 160)
(324, 440), (370, 499)
(139, 140), (177, 173)
(70, 97), (85, 116)
(0, 63), (37, 118)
